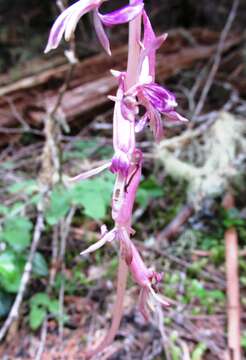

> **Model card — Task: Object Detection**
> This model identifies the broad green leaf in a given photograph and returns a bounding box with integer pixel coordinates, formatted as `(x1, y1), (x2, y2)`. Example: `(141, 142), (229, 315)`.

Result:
(8, 180), (37, 195)
(48, 299), (59, 315)
(81, 191), (106, 219)
(2, 216), (33, 252)
(209, 290), (225, 300)
(29, 306), (46, 330)
(69, 174), (114, 220)
(8, 202), (25, 217)
(32, 253), (48, 277)
(30, 293), (50, 307)
(0, 251), (23, 293)
(45, 187), (70, 225)
(73, 139), (99, 152)
(137, 176), (164, 208)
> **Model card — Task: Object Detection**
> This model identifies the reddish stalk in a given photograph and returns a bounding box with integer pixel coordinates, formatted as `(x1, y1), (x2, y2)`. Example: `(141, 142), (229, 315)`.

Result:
(84, 257), (128, 358)
(84, 5), (142, 358)
(223, 193), (241, 360)
(126, 0), (142, 89)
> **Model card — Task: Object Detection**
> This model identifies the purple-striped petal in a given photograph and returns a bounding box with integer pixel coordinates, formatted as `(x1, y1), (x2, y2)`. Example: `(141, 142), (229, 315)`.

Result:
(135, 114), (148, 133)
(140, 83), (177, 113)
(99, 0), (144, 27)
(148, 107), (164, 142)
(45, 0), (101, 53)
(164, 110), (189, 122)
(110, 150), (130, 177)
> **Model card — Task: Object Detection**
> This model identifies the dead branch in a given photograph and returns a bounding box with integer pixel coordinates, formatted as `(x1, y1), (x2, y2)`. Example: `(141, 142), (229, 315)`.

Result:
(58, 207), (76, 340)
(0, 30), (242, 146)
(193, 0), (240, 118)
(157, 204), (194, 242)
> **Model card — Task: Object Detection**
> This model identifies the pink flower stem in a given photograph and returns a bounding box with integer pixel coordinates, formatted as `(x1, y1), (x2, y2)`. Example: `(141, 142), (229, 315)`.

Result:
(126, 0), (142, 90)
(84, 257), (128, 358)
(84, 6), (142, 358)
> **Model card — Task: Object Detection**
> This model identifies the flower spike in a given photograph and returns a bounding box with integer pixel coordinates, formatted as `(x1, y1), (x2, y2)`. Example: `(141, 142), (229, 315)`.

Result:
(44, 2), (192, 355)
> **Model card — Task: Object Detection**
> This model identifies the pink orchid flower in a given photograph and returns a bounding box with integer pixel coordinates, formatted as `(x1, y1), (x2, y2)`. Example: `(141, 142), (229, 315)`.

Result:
(80, 149), (142, 265)
(45, 0), (144, 55)
(125, 11), (188, 141)
(129, 243), (170, 320)
(109, 71), (137, 177)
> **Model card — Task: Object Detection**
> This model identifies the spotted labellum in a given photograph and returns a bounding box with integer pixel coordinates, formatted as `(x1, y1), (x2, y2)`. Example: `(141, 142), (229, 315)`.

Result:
(45, 1), (187, 357)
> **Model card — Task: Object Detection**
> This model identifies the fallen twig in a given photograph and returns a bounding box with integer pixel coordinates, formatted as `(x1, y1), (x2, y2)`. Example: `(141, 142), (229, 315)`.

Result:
(157, 204), (194, 242)
(193, 0), (240, 118)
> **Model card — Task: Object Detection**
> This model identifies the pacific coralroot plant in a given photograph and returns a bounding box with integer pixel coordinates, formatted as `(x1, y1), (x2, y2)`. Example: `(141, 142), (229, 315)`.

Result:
(46, 0), (188, 357)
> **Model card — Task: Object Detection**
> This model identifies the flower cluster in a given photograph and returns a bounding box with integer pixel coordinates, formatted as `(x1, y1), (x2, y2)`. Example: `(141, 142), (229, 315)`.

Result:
(46, 0), (187, 330)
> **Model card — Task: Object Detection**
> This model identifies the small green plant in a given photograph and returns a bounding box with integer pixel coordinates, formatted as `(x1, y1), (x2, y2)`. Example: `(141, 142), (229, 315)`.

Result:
(191, 343), (207, 360)
(29, 292), (60, 330)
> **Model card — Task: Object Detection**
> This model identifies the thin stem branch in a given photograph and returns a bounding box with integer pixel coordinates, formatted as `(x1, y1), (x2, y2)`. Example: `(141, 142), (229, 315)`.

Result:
(58, 207), (76, 341)
(193, 0), (239, 118)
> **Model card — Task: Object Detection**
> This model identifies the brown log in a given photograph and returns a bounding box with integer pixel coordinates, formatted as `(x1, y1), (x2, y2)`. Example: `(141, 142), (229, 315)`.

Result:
(0, 30), (242, 145)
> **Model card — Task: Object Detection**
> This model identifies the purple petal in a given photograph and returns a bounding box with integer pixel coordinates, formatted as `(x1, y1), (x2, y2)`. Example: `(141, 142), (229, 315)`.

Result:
(98, 0), (144, 27)
(80, 228), (116, 255)
(148, 107), (164, 143)
(129, 243), (153, 288)
(45, 0), (100, 53)
(137, 11), (167, 80)
(112, 85), (135, 159)
(135, 114), (148, 133)
(93, 10), (111, 55)
(110, 150), (130, 177)
(45, 7), (72, 53)
(142, 10), (156, 79)
(140, 83), (177, 113)
(164, 110), (189, 122)
(121, 95), (138, 122)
